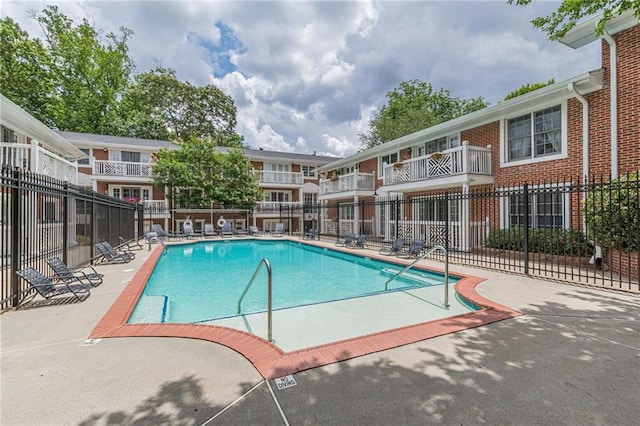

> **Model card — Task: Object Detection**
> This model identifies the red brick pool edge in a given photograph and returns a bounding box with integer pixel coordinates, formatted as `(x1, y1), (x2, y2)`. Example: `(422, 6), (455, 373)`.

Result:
(90, 245), (522, 380)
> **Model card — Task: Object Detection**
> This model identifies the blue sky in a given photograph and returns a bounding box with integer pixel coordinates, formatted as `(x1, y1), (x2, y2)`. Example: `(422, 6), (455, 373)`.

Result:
(2, 1), (601, 157)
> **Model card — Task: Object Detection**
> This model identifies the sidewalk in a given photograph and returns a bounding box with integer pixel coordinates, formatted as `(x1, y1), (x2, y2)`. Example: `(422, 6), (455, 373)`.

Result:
(1, 245), (639, 425)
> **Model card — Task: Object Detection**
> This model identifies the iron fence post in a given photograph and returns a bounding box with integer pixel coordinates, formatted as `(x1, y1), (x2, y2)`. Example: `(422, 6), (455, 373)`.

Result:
(62, 181), (69, 265)
(11, 169), (22, 307)
(523, 182), (529, 275)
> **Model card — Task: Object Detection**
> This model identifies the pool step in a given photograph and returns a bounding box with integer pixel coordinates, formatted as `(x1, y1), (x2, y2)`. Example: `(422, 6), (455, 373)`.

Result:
(380, 268), (442, 287)
(132, 295), (170, 323)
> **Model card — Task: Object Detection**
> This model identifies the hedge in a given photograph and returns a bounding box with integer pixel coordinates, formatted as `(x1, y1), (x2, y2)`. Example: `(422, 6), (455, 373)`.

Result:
(485, 228), (594, 256)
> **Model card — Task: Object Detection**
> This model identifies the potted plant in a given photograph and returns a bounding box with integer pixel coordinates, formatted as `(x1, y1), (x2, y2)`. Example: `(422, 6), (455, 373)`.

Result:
(431, 152), (443, 161)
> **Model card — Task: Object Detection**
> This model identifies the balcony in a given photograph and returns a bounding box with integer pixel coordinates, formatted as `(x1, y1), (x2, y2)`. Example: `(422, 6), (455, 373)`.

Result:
(253, 170), (304, 185)
(93, 160), (152, 177)
(320, 172), (375, 195)
(383, 143), (492, 186)
(254, 201), (303, 214)
(140, 199), (169, 219)
(1, 141), (78, 183)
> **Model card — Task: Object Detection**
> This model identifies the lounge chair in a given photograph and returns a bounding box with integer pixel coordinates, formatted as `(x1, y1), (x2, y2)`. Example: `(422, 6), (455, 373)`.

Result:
(350, 235), (368, 249)
(221, 222), (234, 238)
(204, 223), (217, 238)
(303, 229), (318, 240)
(234, 227), (248, 237)
(183, 223), (196, 239)
(95, 242), (132, 264)
(16, 267), (90, 303)
(249, 225), (261, 236)
(379, 238), (406, 255)
(103, 241), (136, 259)
(119, 236), (144, 251)
(46, 256), (103, 287)
(273, 223), (284, 237)
(335, 233), (355, 247)
(397, 240), (425, 258)
(152, 224), (182, 240)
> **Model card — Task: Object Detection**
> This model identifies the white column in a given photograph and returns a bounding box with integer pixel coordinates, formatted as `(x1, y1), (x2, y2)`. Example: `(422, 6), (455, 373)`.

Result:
(460, 182), (470, 252)
(353, 195), (359, 235)
(30, 140), (39, 173)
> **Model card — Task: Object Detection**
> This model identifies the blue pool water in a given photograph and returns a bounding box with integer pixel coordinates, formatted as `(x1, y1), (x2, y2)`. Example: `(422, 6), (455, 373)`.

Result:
(128, 240), (459, 323)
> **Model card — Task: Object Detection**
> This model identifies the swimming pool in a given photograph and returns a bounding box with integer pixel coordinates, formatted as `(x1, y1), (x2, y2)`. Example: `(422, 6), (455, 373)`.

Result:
(129, 240), (460, 324)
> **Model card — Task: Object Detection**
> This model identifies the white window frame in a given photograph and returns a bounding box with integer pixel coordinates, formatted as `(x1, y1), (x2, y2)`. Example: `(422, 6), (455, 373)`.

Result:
(109, 185), (153, 201)
(500, 101), (568, 168)
(302, 165), (317, 178)
(378, 151), (399, 179)
(499, 184), (570, 230)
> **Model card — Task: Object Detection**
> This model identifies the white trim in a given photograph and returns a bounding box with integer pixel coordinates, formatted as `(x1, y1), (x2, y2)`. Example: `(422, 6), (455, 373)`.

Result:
(500, 100), (568, 168)
(499, 182), (571, 230)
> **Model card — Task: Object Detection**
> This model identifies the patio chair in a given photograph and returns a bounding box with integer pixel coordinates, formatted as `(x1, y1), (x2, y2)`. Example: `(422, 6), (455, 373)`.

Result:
(234, 227), (248, 237)
(379, 238), (406, 256)
(303, 228), (318, 240)
(335, 233), (355, 247)
(350, 235), (368, 249)
(221, 222), (234, 238)
(16, 267), (90, 303)
(152, 224), (182, 240)
(249, 225), (261, 236)
(397, 240), (425, 258)
(95, 242), (133, 264)
(203, 223), (217, 238)
(103, 241), (136, 260)
(119, 236), (144, 251)
(183, 223), (196, 239)
(46, 256), (103, 287)
(273, 223), (284, 237)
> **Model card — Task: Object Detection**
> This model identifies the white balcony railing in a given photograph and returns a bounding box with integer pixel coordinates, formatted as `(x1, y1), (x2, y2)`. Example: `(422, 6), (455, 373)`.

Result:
(140, 200), (169, 219)
(253, 170), (304, 185)
(1, 141), (78, 183)
(254, 201), (303, 214)
(93, 160), (152, 177)
(383, 143), (492, 186)
(319, 172), (375, 195)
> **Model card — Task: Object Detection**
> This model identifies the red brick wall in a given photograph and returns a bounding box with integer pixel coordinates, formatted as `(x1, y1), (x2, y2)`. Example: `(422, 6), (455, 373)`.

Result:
(615, 25), (640, 176)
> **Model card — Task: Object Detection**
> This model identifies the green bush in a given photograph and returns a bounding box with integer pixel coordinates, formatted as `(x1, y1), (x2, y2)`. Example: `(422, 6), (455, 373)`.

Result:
(585, 171), (639, 252)
(486, 228), (593, 256)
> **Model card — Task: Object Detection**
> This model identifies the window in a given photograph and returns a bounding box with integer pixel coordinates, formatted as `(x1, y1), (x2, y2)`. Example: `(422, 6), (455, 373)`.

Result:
(264, 191), (291, 202)
(379, 152), (398, 177)
(302, 165), (316, 178)
(121, 151), (141, 163)
(507, 191), (564, 229)
(506, 105), (562, 162)
(414, 134), (460, 157)
(303, 193), (317, 205)
(1, 126), (18, 143)
(339, 205), (354, 220)
(77, 149), (90, 165)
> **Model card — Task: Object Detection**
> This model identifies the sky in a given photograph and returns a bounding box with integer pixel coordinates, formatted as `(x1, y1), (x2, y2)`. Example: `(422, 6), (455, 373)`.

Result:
(2, 1), (602, 158)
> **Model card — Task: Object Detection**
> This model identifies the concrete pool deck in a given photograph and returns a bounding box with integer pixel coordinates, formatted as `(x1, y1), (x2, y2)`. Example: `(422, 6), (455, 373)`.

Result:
(2, 238), (639, 424)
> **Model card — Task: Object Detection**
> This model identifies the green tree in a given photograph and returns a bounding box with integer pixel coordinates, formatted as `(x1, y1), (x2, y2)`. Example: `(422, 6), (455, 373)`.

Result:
(585, 172), (640, 252)
(114, 67), (242, 145)
(509, 0), (640, 40)
(0, 17), (55, 125)
(32, 5), (134, 133)
(359, 80), (488, 149)
(504, 78), (556, 100)
(152, 137), (261, 208)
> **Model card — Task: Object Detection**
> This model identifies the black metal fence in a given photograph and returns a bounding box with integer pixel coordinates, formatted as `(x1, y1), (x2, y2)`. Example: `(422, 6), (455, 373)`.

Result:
(313, 174), (639, 292)
(1, 168), (144, 310)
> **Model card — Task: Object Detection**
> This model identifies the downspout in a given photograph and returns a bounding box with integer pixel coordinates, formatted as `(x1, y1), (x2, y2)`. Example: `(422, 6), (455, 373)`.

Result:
(568, 82), (589, 234)
(602, 29), (618, 179)
(568, 83), (589, 182)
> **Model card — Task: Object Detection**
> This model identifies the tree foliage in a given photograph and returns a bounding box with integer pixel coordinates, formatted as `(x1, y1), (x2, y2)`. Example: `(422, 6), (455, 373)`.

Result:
(509, 0), (640, 40)
(1, 6), (241, 145)
(152, 137), (261, 208)
(585, 172), (640, 252)
(113, 67), (242, 145)
(359, 80), (488, 149)
(31, 5), (135, 133)
(0, 17), (55, 125)
(504, 78), (556, 101)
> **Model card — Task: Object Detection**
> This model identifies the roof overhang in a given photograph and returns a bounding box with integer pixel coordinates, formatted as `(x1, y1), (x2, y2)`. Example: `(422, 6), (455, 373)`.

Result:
(559, 10), (639, 48)
(318, 69), (605, 172)
(0, 94), (86, 159)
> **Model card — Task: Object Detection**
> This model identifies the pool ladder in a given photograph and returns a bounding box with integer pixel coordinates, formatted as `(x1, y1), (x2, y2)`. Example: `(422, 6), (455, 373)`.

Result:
(237, 258), (273, 342)
(384, 245), (450, 308)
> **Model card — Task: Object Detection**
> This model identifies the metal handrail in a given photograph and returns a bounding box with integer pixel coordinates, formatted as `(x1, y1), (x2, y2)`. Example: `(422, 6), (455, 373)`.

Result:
(237, 258), (273, 342)
(384, 245), (450, 308)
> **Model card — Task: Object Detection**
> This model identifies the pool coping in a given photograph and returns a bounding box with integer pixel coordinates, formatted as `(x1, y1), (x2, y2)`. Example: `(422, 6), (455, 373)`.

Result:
(90, 242), (522, 380)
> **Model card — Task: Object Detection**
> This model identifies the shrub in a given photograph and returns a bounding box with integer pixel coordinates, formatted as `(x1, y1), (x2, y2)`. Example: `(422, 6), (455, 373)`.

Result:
(486, 228), (593, 256)
(585, 171), (639, 252)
